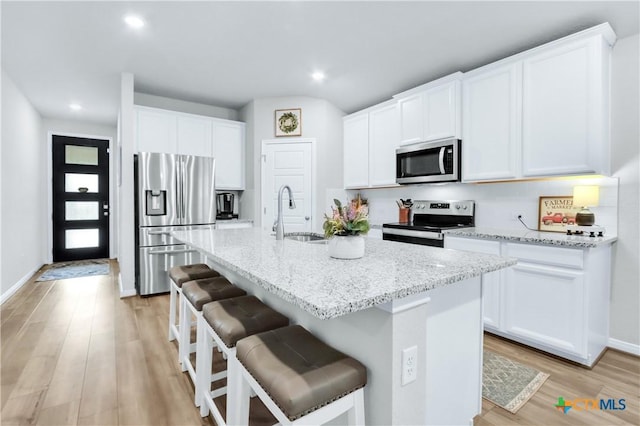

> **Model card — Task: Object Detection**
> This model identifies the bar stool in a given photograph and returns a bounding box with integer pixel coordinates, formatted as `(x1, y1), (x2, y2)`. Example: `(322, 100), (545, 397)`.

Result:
(180, 276), (246, 405)
(230, 325), (367, 425)
(197, 295), (290, 425)
(168, 264), (220, 345)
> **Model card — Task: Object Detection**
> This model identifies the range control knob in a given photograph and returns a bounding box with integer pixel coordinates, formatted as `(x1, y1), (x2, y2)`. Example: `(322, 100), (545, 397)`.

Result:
(462, 205), (468, 210)
(455, 204), (461, 210)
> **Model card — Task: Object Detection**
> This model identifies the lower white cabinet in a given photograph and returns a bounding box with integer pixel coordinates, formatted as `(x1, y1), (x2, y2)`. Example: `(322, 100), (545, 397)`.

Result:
(445, 235), (612, 366)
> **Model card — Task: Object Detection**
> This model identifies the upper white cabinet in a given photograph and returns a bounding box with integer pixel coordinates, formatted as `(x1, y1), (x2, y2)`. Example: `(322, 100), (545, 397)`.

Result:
(343, 100), (399, 189)
(462, 63), (521, 181)
(395, 72), (462, 146)
(368, 102), (399, 187)
(176, 114), (213, 157)
(462, 23), (616, 182)
(343, 112), (370, 188)
(134, 106), (245, 189)
(136, 108), (177, 154)
(213, 120), (245, 190)
(521, 37), (610, 176)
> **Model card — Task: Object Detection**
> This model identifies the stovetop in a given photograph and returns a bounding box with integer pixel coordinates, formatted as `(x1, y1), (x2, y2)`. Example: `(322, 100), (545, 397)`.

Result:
(382, 222), (472, 233)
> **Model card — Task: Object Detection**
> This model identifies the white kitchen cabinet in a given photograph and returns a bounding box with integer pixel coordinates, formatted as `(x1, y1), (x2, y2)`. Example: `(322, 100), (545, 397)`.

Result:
(461, 24), (615, 182)
(177, 115), (213, 157)
(136, 107), (177, 153)
(462, 63), (521, 181)
(444, 237), (502, 331)
(395, 72), (462, 146)
(397, 94), (423, 145)
(343, 100), (399, 189)
(134, 106), (246, 190)
(521, 36), (610, 176)
(444, 234), (612, 366)
(213, 120), (245, 190)
(368, 102), (399, 187)
(343, 112), (370, 188)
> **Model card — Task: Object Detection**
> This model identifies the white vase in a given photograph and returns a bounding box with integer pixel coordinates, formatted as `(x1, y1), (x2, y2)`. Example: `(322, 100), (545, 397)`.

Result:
(328, 235), (365, 259)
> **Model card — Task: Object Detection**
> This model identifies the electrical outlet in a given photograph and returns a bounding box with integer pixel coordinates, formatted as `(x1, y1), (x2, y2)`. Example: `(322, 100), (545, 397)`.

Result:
(401, 346), (418, 386)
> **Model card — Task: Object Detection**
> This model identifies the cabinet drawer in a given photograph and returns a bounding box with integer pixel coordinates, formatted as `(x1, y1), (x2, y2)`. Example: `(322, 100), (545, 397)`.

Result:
(506, 243), (583, 269)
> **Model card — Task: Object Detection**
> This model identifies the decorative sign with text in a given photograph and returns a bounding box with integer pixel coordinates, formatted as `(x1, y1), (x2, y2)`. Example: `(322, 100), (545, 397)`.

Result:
(538, 196), (581, 232)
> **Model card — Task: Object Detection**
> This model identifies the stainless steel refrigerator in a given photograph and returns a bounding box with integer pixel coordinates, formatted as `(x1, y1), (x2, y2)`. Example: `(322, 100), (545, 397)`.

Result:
(134, 152), (216, 296)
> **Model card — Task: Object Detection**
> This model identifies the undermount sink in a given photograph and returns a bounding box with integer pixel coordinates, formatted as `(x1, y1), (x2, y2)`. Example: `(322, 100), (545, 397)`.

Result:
(284, 232), (327, 243)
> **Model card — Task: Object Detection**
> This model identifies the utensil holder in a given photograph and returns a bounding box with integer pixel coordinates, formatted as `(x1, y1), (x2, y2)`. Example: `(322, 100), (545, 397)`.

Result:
(399, 207), (410, 223)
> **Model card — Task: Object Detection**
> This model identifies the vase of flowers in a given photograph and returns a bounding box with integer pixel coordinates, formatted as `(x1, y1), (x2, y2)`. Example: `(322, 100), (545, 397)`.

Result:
(323, 195), (370, 259)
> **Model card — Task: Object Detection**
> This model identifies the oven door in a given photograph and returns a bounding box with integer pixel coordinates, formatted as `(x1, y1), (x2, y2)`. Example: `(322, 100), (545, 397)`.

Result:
(382, 227), (444, 247)
(396, 139), (460, 184)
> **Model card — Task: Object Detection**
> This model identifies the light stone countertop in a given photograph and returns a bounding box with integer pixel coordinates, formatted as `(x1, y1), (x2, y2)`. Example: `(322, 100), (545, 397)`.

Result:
(172, 227), (516, 319)
(444, 227), (617, 248)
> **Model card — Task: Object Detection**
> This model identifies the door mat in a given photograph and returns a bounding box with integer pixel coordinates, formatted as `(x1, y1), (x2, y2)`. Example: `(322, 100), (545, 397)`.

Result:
(483, 350), (550, 413)
(36, 259), (110, 282)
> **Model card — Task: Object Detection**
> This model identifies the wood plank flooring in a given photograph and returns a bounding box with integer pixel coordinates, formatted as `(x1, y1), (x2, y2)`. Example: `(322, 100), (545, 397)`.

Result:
(1, 260), (639, 425)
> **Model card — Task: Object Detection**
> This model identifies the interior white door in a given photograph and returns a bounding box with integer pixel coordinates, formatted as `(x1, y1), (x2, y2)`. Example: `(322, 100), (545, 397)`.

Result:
(262, 141), (313, 234)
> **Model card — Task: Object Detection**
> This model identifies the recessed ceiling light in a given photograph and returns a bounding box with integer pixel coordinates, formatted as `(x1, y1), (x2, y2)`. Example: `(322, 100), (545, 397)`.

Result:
(124, 15), (145, 29)
(69, 103), (82, 111)
(311, 71), (326, 82)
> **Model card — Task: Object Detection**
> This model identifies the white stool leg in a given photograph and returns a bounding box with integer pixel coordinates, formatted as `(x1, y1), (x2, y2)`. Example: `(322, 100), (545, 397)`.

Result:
(179, 296), (191, 372)
(195, 315), (211, 409)
(168, 282), (177, 341)
(347, 388), (365, 425)
(228, 356), (251, 426)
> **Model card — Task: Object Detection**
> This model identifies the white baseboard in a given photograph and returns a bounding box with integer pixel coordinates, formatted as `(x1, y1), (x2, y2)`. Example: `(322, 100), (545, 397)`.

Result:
(1, 265), (42, 305)
(118, 272), (137, 298)
(608, 338), (640, 356)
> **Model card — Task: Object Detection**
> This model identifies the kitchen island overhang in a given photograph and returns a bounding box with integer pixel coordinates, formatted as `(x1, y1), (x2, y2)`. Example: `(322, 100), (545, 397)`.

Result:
(172, 228), (516, 425)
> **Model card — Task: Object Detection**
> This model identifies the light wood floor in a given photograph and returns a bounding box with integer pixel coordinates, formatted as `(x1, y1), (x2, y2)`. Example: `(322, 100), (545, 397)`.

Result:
(1, 260), (639, 425)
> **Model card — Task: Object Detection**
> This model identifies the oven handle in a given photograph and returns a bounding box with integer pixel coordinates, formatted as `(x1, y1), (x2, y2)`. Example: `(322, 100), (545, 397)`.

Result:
(382, 228), (444, 240)
(149, 248), (197, 255)
(438, 147), (445, 174)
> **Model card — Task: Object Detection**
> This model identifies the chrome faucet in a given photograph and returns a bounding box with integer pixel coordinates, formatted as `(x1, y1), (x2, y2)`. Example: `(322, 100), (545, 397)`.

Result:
(273, 184), (296, 240)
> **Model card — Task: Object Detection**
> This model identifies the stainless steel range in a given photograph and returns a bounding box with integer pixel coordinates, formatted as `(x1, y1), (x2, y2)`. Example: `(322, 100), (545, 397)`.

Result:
(382, 200), (475, 247)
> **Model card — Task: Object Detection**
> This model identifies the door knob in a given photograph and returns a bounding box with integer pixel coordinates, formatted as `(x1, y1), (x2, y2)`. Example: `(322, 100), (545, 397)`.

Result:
(305, 216), (310, 221)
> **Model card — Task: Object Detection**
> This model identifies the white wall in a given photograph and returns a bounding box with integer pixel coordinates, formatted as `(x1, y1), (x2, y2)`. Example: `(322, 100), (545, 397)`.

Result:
(609, 34), (640, 347)
(240, 96), (345, 232)
(42, 119), (118, 261)
(134, 92), (239, 121)
(1, 69), (45, 302)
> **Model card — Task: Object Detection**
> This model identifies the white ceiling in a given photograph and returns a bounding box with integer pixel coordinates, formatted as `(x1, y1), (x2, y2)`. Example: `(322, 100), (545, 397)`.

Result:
(2, 1), (639, 125)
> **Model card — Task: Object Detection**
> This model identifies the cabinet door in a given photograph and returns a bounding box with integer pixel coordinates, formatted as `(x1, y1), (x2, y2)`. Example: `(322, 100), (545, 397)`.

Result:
(444, 237), (502, 330)
(136, 108), (177, 153)
(343, 114), (369, 188)
(424, 81), (459, 141)
(369, 103), (399, 187)
(522, 37), (605, 176)
(213, 121), (245, 190)
(177, 115), (213, 157)
(503, 262), (585, 356)
(398, 94), (424, 145)
(462, 63), (521, 181)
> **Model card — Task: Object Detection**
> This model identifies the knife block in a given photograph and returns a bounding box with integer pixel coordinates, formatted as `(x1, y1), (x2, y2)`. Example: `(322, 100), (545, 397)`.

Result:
(399, 207), (410, 223)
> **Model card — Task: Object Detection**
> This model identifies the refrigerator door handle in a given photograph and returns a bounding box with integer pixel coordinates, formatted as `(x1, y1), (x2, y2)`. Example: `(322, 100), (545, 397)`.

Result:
(149, 248), (197, 255)
(182, 156), (187, 221)
(175, 157), (182, 221)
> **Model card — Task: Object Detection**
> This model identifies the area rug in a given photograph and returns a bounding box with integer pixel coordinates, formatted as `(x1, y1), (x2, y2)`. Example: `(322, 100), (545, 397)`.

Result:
(36, 259), (110, 282)
(483, 350), (550, 413)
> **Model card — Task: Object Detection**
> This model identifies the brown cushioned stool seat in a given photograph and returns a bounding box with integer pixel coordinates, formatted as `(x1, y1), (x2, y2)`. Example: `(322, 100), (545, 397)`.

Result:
(182, 277), (246, 311)
(169, 263), (220, 287)
(236, 324), (367, 421)
(202, 295), (289, 348)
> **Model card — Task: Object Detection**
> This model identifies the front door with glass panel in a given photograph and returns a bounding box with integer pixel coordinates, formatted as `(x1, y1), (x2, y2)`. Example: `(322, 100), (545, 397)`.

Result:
(52, 135), (109, 261)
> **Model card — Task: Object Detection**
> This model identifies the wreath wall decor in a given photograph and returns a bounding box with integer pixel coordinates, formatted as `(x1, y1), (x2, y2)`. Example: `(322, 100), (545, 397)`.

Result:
(275, 109), (302, 137)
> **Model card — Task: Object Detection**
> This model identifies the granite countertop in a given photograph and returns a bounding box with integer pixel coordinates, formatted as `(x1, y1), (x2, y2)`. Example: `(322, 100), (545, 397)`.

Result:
(172, 228), (516, 319)
(444, 227), (617, 248)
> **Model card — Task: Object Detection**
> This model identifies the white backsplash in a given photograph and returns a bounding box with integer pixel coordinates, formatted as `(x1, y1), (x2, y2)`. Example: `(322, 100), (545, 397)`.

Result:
(350, 176), (619, 237)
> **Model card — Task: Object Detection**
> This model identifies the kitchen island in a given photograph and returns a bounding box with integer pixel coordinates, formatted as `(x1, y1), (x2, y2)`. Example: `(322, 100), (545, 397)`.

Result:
(172, 227), (516, 425)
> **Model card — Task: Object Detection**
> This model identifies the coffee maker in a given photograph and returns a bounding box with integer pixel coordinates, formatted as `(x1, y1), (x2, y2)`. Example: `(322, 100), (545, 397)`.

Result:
(216, 192), (238, 220)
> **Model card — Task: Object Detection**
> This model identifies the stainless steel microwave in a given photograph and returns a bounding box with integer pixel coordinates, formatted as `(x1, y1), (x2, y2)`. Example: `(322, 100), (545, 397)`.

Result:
(396, 138), (461, 184)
